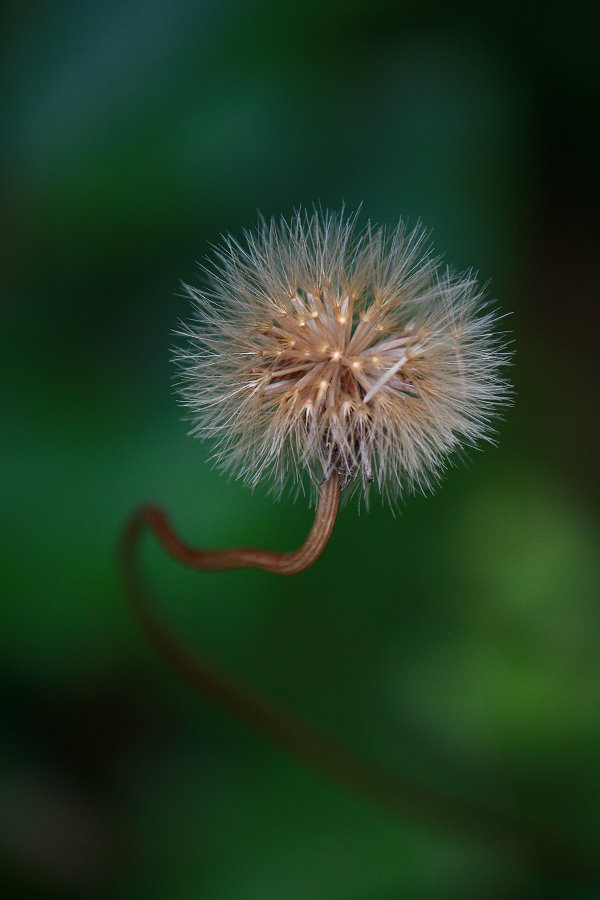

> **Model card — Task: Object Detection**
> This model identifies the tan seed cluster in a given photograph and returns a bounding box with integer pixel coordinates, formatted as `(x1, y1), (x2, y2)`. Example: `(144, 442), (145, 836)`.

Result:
(175, 208), (510, 507)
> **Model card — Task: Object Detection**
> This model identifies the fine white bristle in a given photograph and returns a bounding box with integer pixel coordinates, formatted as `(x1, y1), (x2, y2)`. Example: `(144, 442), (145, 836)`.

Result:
(174, 207), (511, 507)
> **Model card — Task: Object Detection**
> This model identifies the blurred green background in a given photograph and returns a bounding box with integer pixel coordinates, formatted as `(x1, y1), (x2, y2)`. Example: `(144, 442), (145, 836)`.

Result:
(2, 1), (599, 897)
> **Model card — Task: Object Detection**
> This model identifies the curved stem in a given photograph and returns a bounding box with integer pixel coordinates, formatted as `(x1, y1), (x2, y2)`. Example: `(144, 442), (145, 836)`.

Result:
(120, 476), (598, 884)
(123, 472), (339, 576)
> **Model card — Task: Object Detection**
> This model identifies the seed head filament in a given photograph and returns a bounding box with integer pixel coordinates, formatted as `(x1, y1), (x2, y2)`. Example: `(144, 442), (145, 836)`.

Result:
(176, 208), (511, 505)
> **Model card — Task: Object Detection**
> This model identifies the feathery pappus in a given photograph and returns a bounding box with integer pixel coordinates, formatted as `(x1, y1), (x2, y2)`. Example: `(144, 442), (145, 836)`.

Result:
(175, 208), (510, 507)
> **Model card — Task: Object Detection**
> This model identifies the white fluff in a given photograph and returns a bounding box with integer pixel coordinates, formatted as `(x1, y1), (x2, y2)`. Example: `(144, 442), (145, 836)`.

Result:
(174, 207), (511, 507)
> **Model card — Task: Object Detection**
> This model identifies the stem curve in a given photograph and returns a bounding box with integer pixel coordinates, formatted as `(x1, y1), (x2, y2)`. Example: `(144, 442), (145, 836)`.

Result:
(119, 474), (599, 884)
(123, 472), (339, 577)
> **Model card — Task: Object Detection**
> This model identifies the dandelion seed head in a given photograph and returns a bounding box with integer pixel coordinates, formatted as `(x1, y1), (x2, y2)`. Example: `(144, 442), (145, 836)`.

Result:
(174, 207), (511, 507)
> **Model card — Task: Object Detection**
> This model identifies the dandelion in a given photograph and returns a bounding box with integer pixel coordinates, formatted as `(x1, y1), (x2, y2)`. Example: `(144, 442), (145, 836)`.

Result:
(120, 207), (514, 847)
(123, 205), (509, 576)
(175, 207), (510, 509)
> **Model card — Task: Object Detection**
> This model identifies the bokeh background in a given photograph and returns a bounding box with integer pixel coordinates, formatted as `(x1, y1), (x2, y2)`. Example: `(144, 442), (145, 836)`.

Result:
(2, 1), (599, 897)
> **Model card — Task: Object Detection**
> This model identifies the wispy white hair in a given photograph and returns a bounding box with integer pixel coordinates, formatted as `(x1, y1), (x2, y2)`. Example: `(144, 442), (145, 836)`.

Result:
(174, 207), (511, 507)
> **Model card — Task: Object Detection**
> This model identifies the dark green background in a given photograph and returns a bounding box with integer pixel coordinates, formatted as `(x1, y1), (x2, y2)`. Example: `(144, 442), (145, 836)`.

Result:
(2, 1), (599, 896)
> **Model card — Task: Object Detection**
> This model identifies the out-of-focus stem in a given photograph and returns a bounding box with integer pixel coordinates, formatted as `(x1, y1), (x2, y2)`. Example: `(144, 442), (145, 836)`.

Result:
(120, 474), (599, 885)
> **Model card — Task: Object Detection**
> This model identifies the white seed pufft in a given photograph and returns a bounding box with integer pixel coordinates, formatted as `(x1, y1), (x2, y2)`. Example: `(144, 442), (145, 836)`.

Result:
(175, 208), (511, 507)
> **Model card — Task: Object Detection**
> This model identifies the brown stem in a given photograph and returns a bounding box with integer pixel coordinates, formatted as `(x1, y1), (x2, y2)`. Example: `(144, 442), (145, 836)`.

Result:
(120, 477), (599, 884)
(123, 472), (339, 576)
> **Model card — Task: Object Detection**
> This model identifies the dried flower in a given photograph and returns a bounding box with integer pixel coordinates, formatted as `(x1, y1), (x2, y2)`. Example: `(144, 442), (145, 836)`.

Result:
(175, 208), (510, 506)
